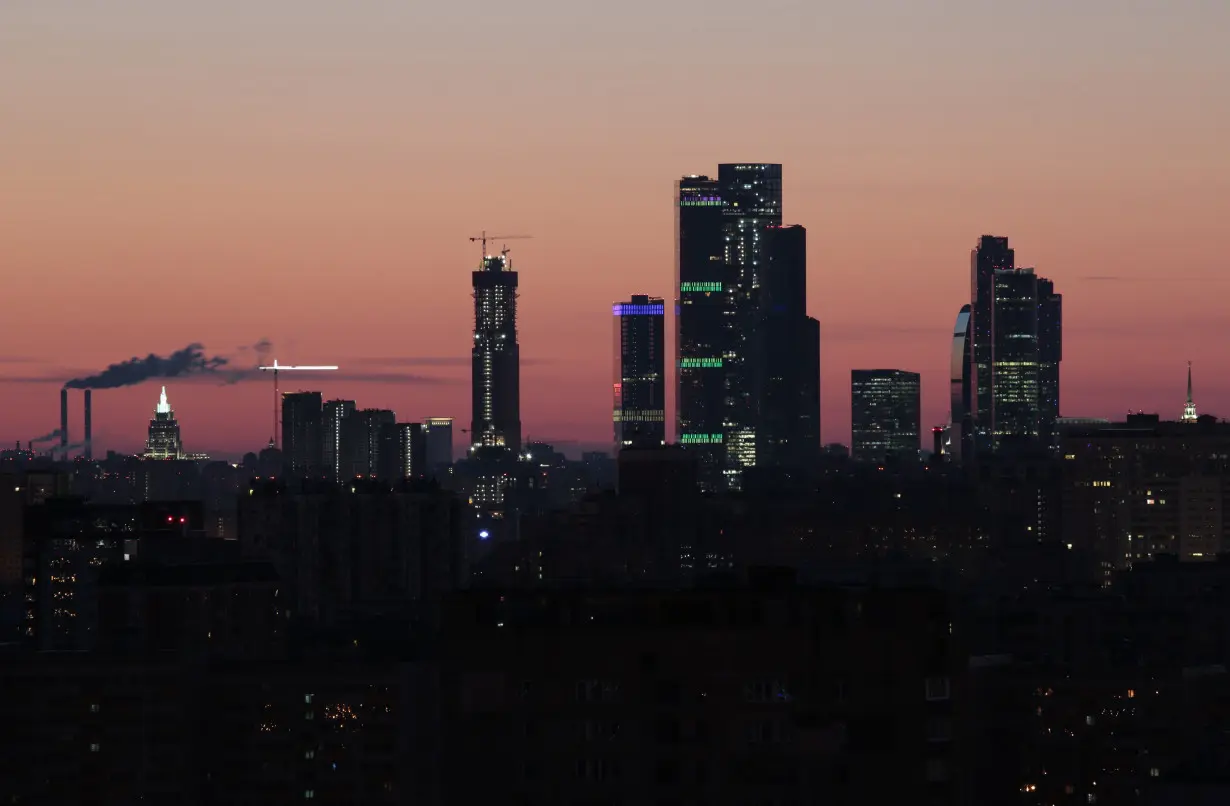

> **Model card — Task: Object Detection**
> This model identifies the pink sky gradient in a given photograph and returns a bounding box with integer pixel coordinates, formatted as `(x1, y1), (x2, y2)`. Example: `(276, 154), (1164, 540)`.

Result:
(2, 1), (1228, 456)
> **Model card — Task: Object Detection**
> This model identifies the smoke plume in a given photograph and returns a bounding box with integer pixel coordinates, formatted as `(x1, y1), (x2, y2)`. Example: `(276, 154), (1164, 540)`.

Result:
(30, 429), (61, 444)
(63, 344), (229, 389)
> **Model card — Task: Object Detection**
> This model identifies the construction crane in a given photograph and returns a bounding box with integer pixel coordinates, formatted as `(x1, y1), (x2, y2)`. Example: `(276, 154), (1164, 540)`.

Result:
(258, 359), (339, 448)
(469, 231), (532, 262)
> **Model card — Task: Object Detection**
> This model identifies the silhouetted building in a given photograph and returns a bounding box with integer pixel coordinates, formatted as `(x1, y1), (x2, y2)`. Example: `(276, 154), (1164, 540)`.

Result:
(143, 386), (183, 460)
(1061, 414), (1230, 586)
(970, 235), (1015, 455)
(378, 422), (426, 482)
(323, 398), (356, 482)
(1037, 277), (1063, 446)
(613, 295), (666, 449)
(471, 249), (521, 454)
(851, 369), (921, 462)
(991, 267), (1042, 446)
(949, 304), (973, 462)
(281, 391), (323, 478)
(675, 174), (727, 490)
(340, 409), (395, 480)
(423, 417), (454, 474)
(1182, 362), (1199, 422)
(719, 162), (783, 488)
(757, 224), (820, 469)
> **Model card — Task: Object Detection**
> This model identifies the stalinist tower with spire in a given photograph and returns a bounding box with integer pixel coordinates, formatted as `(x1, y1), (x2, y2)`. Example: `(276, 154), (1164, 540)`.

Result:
(144, 386), (184, 459)
(1181, 362), (1199, 423)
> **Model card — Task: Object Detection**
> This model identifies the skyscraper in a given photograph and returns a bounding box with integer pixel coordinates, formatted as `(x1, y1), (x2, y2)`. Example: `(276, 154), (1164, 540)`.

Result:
(613, 295), (666, 449)
(991, 267), (1041, 447)
(340, 408), (396, 479)
(423, 417), (454, 473)
(756, 224), (820, 469)
(323, 399), (356, 482)
(970, 236), (1015, 455)
(675, 174), (727, 490)
(144, 386), (183, 460)
(718, 163), (783, 487)
(378, 421), (426, 482)
(850, 370), (921, 463)
(471, 249), (521, 454)
(1036, 278), (1063, 447)
(281, 391), (323, 478)
(949, 304), (973, 462)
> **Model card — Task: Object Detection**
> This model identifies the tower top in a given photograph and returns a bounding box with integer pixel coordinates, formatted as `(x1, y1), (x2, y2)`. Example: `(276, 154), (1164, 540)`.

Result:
(157, 385), (171, 415)
(1182, 362), (1198, 423)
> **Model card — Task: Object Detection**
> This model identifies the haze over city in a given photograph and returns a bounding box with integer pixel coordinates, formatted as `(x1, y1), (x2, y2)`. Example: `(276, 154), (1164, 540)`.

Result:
(3, 0), (1228, 457)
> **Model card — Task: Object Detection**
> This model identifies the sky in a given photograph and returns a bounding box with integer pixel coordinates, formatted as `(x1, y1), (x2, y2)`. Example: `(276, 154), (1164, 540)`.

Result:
(2, 0), (1228, 458)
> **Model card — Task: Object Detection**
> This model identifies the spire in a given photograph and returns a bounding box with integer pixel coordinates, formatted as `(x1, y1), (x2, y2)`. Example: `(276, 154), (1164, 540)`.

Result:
(156, 385), (171, 415)
(1182, 362), (1198, 423)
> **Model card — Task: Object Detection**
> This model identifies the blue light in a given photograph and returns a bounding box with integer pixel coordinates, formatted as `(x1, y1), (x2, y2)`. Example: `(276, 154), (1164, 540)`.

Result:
(478, 530), (490, 540)
(613, 304), (665, 317)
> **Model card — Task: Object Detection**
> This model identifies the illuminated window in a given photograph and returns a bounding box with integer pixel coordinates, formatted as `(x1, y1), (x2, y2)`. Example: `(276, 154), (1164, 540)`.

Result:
(89, 743), (100, 753)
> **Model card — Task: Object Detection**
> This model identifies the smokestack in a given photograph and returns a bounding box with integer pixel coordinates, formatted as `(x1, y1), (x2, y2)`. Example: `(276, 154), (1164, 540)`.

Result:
(84, 389), (93, 460)
(60, 388), (69, 457)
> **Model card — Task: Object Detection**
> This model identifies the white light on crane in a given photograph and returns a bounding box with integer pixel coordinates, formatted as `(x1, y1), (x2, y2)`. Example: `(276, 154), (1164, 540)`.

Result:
(258, 359), (339, 448)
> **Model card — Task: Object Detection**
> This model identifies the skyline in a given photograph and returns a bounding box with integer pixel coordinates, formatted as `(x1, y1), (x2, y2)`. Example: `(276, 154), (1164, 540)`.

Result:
(3, 2), (1229, 456)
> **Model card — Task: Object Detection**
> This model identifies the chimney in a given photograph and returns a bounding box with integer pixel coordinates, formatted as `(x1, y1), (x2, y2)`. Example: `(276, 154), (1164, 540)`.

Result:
(84, 389), (93, 460)
(60, 388), (69, 457)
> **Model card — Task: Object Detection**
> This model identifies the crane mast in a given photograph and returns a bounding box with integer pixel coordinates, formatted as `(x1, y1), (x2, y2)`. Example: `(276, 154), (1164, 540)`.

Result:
(258, 359), (339, 448)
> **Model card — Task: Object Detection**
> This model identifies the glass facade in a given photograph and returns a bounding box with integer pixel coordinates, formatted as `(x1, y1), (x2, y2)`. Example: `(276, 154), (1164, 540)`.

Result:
(471, 252), (521, 454)
(613, 295), (666, 449)
(991, 268), (1041, 446)
(970, 236), (1014, 455)
(850, 369), (921, 463)
(675, 175), (727, 490)
(949, 305), (972, 462)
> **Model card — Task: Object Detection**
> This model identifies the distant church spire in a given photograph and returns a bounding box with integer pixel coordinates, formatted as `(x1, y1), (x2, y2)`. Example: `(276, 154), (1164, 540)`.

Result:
(1182, 361), (1198, 422)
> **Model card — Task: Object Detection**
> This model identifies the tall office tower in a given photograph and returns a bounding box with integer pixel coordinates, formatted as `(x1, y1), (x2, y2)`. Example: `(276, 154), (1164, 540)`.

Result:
(281, 391), (324, 478)
(675, 174), (727, 490)
(718, 163), (783, 487)
(423, 417), (454, 473)
(1036, 277), (1063, 447)
(969, 235), (1015, 455)
(991, 267), (1041, 446)
(323, 399), (356, 482)
(471, 249), (521, 454)
(756, 224), (820, 469)
(378, 422), (426, 482)
(144, 386), (183, 460)
(949, 305), (973, 462)
(613, 295), (666, 449)
(850, 370), (921, 463)
(340, 408), (396, 479)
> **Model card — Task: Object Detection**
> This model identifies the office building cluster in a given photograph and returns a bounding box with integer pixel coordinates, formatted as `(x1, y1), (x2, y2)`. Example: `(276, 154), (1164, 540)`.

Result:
(281, 391), (451, 483)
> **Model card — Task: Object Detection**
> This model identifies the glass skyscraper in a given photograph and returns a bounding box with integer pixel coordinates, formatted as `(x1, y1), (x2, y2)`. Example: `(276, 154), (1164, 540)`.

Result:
(851, 369), (921, 463)
(970, 235), (1015, 455)
(471, 250), (521, 454)
(991, 267), (1041, 446)
(675, 175), (727, 490)
(613, 295), (666, 449)
(949, 304), (972, 462)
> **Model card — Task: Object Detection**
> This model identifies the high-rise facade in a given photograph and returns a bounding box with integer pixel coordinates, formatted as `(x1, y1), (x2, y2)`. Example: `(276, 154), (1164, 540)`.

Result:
(471, 251), (521, 454)
(991, 267), (1041, 446)
(144, 386), (183, 460)
(281, 392), (323, 478)
(613, 295), (666, 449)
(949, 305), (973, 461)
(340, 408), (396, 480)
(1037, 278), (1063, 447)
(378, 422), (426, 482)
(756, 224), (820, 469)
(323, 399), (356, 482)
(717, 163), (782, 487)
(850, 370), (921, 463)
(970, 236), (1015, 455)
(675, 175), (727, 490)
(423, 417), (454, 473)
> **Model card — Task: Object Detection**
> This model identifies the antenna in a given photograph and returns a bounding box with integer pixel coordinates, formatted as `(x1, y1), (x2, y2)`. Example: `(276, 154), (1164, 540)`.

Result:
(258, 359), (339, 448)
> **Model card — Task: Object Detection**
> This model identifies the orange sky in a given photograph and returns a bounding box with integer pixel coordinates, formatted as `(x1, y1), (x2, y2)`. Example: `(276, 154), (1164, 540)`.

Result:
(2, 1), (1228, 457)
